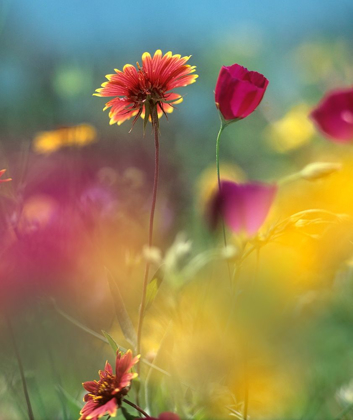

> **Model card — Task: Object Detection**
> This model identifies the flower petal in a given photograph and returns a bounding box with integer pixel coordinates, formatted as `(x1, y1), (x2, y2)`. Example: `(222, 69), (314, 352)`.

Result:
(310, 88), (353, 142)
(210, 181), (277, 236)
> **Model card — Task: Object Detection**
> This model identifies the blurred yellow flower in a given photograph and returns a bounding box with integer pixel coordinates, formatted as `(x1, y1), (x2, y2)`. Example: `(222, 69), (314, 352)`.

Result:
(265, 104), (315, 153)
(33, 124), (97, 154)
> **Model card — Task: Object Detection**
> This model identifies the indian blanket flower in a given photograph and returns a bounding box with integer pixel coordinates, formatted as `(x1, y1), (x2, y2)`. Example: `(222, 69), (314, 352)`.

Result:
(94, 49), (198, 127)
(80, 349), (140, 420)
(33, 124), (97, 154)
(0, 169), (11, 183)
(208, 180), (277, 236)
(310, 88), (353, 142)
(215, 64), (269, 122)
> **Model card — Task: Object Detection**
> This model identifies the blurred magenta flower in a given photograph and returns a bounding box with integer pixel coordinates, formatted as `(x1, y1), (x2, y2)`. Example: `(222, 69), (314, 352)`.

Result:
(310, 88), (353, 142)
(0, 169), (11, 183)
(215, 64), (269, 122)
(209, 180), (277, 236)
(80, 349), (140, 420)
(148, 413), (180, 420)
(94, 50), (198, 127)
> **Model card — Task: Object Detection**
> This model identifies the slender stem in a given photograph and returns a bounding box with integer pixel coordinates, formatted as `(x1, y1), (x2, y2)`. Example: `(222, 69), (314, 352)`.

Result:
(215, 122), (232, 283)
(137, 107), (160, 369)
(215, 123), (225, 189)
(6, 316), (35, 420)
(123, 398), (149, 417)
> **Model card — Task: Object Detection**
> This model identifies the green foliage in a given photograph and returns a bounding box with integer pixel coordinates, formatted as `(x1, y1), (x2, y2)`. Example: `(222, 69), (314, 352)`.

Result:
(145, 267), (164, 311)
(102, 330), (119, 354)
(106, 269), (137, 348)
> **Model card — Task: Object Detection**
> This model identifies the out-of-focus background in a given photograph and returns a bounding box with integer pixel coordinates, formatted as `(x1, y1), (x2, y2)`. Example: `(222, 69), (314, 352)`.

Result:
(2, 1), (353, 419)
(1, 0), (353, 180)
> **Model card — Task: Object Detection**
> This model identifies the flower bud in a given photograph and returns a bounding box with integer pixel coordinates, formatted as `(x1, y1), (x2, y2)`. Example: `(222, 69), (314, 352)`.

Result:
(300, 162), (341, 181)
(215, 64), (268, 122)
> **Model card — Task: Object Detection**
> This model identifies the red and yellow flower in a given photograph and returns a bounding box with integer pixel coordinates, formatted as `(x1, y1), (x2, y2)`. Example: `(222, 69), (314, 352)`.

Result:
(80, 349), (140, 420)
(94, 50), (198, 127)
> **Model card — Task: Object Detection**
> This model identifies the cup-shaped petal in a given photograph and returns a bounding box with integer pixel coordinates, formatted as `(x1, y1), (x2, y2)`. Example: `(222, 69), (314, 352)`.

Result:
(310, 88), (353, 142)
(215, 64), (269, 121)
(209, 180), (277, 236)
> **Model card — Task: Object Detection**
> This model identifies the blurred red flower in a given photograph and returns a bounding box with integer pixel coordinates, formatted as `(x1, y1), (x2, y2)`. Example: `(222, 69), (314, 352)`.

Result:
(310, 88), (353, 142)
(208, 180), (277, 236)
(80, 349), (140, 420)
(0, 169), (11, 183)
(215, 64), (268, 122)
(94, 50), (197, 127)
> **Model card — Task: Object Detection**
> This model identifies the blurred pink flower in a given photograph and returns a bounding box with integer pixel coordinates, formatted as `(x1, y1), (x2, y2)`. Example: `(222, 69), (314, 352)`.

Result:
(209, 180), (277, 236)
(215, 64), (269, 122)
(310, 88), (353, 142)
(80, 349), (140, 420)
(0, 169), (11, 183)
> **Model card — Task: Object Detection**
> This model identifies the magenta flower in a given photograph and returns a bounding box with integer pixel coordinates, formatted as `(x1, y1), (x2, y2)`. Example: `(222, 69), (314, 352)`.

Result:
(215, 64), (269, 122)
(209, 180), (277, 236)
(310, 88), (353, 142)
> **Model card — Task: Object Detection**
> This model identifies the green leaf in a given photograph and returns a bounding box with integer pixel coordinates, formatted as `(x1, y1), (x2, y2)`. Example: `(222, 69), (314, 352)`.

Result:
(52, 299), (110, 344)
(106, 268), (137, 348)
(121, 406), (138, 420)
(145, 266), (164, 311)
(56, 385), (82, 417)
(54, 299), (171, 377)
(101, 330), (119, 354)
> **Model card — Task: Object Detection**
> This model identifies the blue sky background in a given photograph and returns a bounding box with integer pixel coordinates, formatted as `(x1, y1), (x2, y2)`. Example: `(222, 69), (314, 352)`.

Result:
(7, 0), (352, 55)
(1, 0), (352, 179)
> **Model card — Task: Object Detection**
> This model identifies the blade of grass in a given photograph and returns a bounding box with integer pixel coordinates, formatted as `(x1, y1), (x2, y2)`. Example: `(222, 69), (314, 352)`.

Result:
(106, 268), (137, 348)
(53, 300), (171, 377)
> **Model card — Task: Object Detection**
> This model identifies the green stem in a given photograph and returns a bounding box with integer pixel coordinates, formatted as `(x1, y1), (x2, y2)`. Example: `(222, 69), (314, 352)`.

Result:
(6, 316), (35, 420)
(215, 122), (232, 283)
(123, 398), (149, 417)
(215, 122), (225, 189)
(136, 106), (160, 373)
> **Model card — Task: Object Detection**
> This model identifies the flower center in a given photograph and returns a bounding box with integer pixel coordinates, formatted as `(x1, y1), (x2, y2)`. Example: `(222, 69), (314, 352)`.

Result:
(91, 375), (129, 406)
